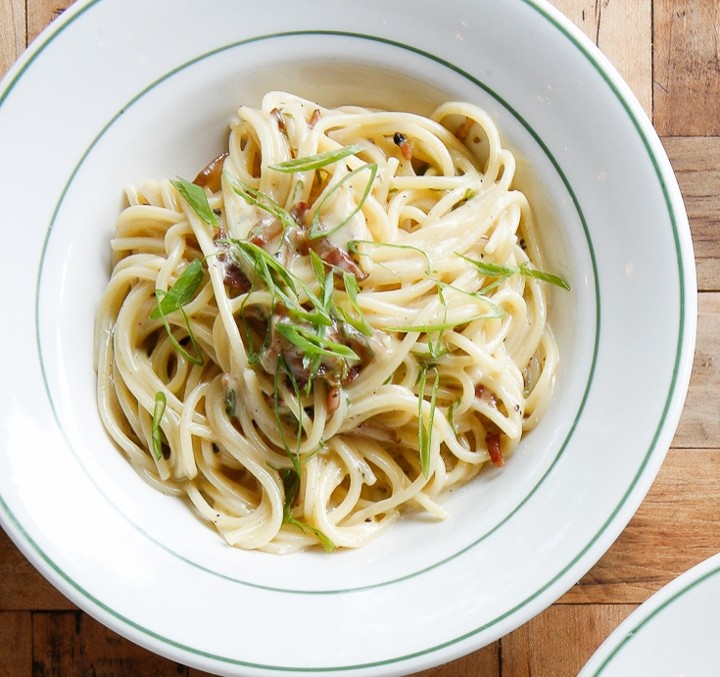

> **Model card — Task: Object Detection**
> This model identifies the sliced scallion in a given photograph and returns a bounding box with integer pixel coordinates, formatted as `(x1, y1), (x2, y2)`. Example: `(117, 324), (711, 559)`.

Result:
(308, 163), (378, 239)
(170, 177), (218, 228)
(281, 468), (335, 552)
(151, 391), (167, 461)
(458, 253), (570, 291)
(276, 323), (360, 362)
(347, 239), (432, 275)
(226, 175), (296, 232)
(150, 259), (204, 320)
(269, 144), (363, 173)
(417, 366), (440, 478)
(151, 259), (205, 366)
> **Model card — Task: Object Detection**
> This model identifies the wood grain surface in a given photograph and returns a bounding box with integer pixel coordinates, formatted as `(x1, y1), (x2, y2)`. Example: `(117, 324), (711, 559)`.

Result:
(0, 1), (715, 675)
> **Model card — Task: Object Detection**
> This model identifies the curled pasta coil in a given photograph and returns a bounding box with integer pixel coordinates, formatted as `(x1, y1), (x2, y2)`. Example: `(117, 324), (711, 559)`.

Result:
(94, 92), (566, 553)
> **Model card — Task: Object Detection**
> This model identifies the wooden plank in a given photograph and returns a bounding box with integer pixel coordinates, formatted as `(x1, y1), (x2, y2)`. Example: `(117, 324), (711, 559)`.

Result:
(673, 293), (720, 448)
(562, 448), (720, 604)
(501, 604), (636, 677)
(415, 643), (499, 676)
(654, 1), (720, 135)
(0, 529), (75, 611)
(664, 136), (720, 293)
(32, 611), (189, 676)
(26, 0), (74, 44)
(0, 611), (32, 677)
(550, 0), (652, 116)
(0, 0), (25, 76)
(188, 666), (233, 677)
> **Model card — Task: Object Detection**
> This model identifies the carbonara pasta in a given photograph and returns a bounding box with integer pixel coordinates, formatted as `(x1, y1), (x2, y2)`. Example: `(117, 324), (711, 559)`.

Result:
(94, 92), (567, 553)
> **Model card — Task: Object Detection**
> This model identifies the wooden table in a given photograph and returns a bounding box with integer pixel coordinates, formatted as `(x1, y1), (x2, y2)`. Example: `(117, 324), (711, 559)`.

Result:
(1, 1), (717, 674)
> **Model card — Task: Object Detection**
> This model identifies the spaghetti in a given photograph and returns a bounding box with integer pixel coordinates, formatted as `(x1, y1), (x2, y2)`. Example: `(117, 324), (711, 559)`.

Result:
(94, 92), (568, 553)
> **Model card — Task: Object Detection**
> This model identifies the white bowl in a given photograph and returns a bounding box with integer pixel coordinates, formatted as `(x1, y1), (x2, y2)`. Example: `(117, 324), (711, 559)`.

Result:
(0, 1), (696, 675)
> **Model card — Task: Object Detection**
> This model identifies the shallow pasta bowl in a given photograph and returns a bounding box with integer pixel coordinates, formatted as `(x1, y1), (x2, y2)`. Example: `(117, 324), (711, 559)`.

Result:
(0, 0), (696, 675)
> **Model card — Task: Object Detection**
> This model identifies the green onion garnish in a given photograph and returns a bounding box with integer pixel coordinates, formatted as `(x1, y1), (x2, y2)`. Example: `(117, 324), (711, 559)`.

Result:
(276, 323), (360, 362)
(224, 387), (236, 417)
(227, 176), (296, 232)
(151, 259), (205, 366)
(269, 144), (363, 173)
(417, 366), (440, 478)
(152, 298), (205, 366)
(150, 259), (204, 320)
(338, 271), (373, 336)
(151, 391), (167, 461)
(308, 162), (378, 239)
(274, 356), (303, 471)
(226, 238), (333, 328)
(458, 253), (570, 291)
(170, 177), (218, 228)
(347, 240), (433, 275)
(387, 312), (505, 334)
(281, 468), (335, 552)
(309, 250), (335, 316)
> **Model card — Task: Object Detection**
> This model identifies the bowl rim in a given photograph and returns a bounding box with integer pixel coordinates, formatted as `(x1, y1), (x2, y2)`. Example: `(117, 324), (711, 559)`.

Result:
(0, 0), (697, 674)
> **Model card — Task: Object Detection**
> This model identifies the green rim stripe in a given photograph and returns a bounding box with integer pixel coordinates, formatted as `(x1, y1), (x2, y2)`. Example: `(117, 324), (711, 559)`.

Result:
(32, 29), (599, 595)
(0, 0), (102, 108)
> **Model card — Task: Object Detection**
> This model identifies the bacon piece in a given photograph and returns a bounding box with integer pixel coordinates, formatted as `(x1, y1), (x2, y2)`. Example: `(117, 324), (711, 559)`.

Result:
(290, 201), (310, 228)
(393, 132), (412, 161)
(311, 236), (367, 280)
(455, 117), (474, 142)
(308, 109), (321, 128)
(293, 224), (367, 281)
(194, 152), (228, 192)
(248, 219), (284, 248)
(485, 432), (504, 468)
(270, 108), (287, 134)
(221, 256), (251, 291)
(326, 387), (342, 415)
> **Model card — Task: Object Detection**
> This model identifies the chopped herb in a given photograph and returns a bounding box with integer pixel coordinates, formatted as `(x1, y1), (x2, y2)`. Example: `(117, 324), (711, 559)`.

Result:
(153, 298), (205, 366)
(281, 468), (335, 552)
(226, 238), (333, 327)
(518, 263), (571, 289)
(274, 356), (303, 471)
(281, 467), (301, 517)
(435, 281), (507, 317)
(309, 250), (335, 316)
(224, 387), (236, 417)
(452, 187), (478, 210)
(308, 162), (378, 239)
(458, 253), (570, 291)
(225, 174), (297, 232)
(387, 313), (503, 334)
(170, 177), (218, 228)
(229, 239), (298, 296)
(151, 259), (205, 366)
(446, 399), (459, 429)
(151, 391), (167, 461)
(276, 322), (360, 362)
(309, 245), (372, 337)
(347, 240), (433, 276)
(269, 144), (363, 173)
(417, 366), (440, 477)
(150, 259), (204, 320)
(338, 271), (373, 336)
(428, 284), (449, 359)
